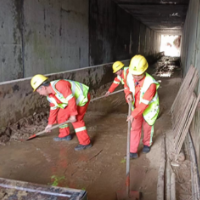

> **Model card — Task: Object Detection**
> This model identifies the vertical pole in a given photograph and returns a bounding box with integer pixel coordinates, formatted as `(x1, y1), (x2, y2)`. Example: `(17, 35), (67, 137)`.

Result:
(126, 103), (132, 197)
(171, 172), (176, 200)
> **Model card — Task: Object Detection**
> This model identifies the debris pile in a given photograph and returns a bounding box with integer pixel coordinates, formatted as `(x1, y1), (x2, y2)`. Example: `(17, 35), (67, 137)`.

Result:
(154, 56), (180, 77)
(0, 111), (49, 144)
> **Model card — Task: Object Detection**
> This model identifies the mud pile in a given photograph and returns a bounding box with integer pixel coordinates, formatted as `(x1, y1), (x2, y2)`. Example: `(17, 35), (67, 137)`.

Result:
(0, 111), (49, 144)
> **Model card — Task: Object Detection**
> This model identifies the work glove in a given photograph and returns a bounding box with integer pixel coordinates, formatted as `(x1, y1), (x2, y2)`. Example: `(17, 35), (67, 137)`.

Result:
(69, 115), (77, 123)
(126, 94), (133, 103)
(45, 124), (52, 132)
(127, 115), (133, 123)
(105, 91), (110, 97)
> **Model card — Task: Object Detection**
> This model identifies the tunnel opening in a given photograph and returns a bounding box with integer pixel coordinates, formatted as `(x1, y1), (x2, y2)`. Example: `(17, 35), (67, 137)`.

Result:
(160, 35), (181, 57)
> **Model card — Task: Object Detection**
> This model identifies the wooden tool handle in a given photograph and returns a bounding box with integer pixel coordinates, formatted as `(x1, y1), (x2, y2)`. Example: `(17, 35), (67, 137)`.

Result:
(35, 120), (70, 137)
(32, 89), (124, 138)
(126, 102), (132, 196)
(90, 89), (124, 102)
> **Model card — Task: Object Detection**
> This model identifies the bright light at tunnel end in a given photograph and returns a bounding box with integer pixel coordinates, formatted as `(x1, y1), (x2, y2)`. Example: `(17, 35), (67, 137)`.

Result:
(160, 35), (181, 57)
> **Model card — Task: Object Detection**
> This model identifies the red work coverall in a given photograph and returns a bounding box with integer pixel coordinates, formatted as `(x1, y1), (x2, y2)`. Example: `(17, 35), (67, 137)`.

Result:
(124, 74), (156, 153)
(48, 80), (91, 145)
(108, 69), (127, 93)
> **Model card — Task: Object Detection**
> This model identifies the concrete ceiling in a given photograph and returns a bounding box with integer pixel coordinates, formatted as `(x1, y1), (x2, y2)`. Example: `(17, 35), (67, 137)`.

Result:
(113, 0), (189, 35)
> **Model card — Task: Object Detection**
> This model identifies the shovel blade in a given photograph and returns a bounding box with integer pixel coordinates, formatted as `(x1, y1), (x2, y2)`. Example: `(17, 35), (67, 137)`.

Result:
(116, 190), (140, 200)
(26, 134), (37, 141)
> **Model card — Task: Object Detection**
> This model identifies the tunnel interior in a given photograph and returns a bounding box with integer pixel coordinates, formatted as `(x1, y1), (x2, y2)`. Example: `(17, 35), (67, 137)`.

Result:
(1, 0), (200, 200)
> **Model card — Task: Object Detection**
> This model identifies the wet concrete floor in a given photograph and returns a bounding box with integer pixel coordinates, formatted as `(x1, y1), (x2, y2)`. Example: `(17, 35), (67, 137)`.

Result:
(0, 65), (182, 200)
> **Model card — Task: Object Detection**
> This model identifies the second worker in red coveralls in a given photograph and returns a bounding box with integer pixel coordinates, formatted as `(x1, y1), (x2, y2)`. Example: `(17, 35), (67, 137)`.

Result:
(30, 74), (92, 151)
(105, 61), (129, 96)
(125, 55), (160, 159)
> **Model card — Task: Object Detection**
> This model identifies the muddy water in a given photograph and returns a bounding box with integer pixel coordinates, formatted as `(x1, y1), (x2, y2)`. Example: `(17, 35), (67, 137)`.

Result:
(0, 65), (183, 200)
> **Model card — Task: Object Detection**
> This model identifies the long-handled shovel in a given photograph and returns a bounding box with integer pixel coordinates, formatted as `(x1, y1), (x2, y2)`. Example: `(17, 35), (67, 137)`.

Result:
(117, 103), (140, 200)
(26, 120), (70, 141)
(90, 89), (124, 102)
(26, 89), (124, 141)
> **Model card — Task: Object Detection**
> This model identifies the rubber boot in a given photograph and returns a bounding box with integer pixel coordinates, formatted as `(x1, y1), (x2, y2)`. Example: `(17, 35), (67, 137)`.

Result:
(53, 135), (72, 141)
(142, 145), (151, 153)
(74, 143), (92, 151)
(130, 153), (138, 159)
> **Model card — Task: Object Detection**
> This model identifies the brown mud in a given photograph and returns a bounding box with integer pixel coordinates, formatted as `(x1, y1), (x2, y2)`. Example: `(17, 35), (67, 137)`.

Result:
(0, 56), (192, 200)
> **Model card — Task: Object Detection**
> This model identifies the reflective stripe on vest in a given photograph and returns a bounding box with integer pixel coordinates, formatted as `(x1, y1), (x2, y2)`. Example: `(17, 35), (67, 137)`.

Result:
(50, 105), (59, 110)
(47, 96), (67, 109)
(116, 75), (123, 84)
(113, 80), (120, 84)
(127, 72), (160, 125)
(47, 80), (89, 109)
(116, 67), (129, 85)
(126, 72), (136, 103)
(123, 67), (129, 78)
(59, 124), (69, 129)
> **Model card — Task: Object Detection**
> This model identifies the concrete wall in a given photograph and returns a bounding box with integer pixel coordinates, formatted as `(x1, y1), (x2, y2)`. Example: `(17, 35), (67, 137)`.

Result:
(181, 0), (200, 170)
(89, 0), (162, 65)
(0, 0), (161, 82)
(0, 60), (130, 135)
(137, 23), (161, 63)
(0, 0), (89, 82)
(0, 0), (23, 81)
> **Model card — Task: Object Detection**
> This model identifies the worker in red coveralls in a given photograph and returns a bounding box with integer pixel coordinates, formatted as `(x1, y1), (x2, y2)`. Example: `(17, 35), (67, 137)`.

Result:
(105, 61), (129, 96)
(30, 74), (92, 151)
(125, 55), (160, 159)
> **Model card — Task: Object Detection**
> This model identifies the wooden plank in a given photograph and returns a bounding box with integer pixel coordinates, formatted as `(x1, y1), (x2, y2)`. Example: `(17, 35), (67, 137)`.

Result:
(173, 72), (199, 128)
(171, 65), (195, 113)
(173, 93), (195, 142)
(172, 68), (198, 127)
(171, 65), (194, 113)
(176, 93), (200, 154)
(157, 136), (165, 200)
(173, 91), (192, 129)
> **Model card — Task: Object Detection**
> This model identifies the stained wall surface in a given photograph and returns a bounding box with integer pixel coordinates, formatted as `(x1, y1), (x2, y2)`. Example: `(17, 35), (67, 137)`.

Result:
(0, 0), (89, 82)
(89, 0), (161, 65)
(0, 0), (24, 81)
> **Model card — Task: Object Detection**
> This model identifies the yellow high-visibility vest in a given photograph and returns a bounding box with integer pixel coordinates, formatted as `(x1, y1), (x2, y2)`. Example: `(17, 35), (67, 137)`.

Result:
(126, 73), (159, 125)
(115, 67), (129, 85)
(47, 80), (89, 110)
